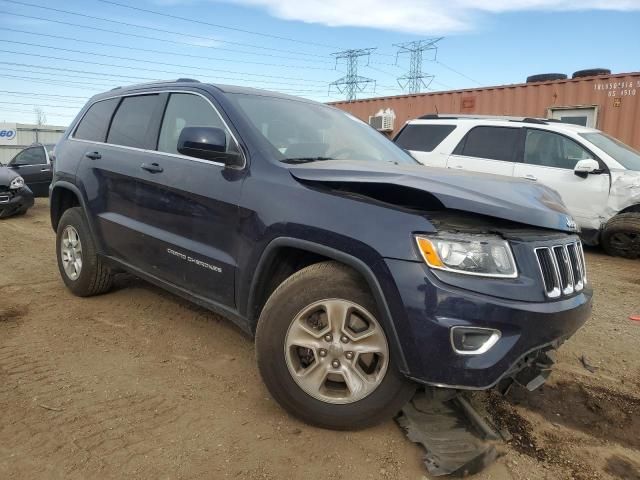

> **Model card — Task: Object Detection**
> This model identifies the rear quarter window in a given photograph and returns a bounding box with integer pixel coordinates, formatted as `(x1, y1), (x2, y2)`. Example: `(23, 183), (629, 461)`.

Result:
(394, 124), (456, 152)
(73, 98), (120, 142)
(454, 126), (520, 162)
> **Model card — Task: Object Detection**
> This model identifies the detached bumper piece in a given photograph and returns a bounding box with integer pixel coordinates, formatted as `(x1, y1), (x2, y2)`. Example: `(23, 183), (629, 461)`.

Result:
(396, 391), (499, 477)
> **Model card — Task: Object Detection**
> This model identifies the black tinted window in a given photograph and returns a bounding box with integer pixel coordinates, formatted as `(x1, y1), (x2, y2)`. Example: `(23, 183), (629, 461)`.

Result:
(158, 93), (226, 155)
(11, 146), (46, 165)
(74, 98), (119, 142)
(107, 95), (160, 148)
(395, 124), (456, 152)
(456, 126), (520, 162)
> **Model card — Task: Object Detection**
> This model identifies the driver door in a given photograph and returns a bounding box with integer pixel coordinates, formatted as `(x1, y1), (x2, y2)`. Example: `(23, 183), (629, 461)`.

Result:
(513, 128), (610, 229)
(8, 145), (52, 197)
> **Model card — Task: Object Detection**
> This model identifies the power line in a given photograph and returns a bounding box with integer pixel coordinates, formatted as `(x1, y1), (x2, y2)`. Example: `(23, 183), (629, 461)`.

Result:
(0, 100), (82, 109)
(98, 0), (340, 49)
(0, 39), (332, 72)
(0, 62), (335, 88)
(330, 49), (377, 102)
(394, 38), (442, 94)
(0, 89), (89, 100)
(0, 47), (332, 84)
(1, 2), (331, 58)
(0, 27), (333, 65)
(435, 60), (483, 86)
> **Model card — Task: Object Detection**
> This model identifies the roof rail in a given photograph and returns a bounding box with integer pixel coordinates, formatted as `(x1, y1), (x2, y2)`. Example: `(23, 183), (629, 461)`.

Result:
(176, 78), (200, 83)
(416, 113), (565, 125)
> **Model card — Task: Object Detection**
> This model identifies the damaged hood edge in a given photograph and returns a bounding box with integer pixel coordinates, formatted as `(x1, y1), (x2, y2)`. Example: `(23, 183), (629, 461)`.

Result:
(289, 161), (577, 233)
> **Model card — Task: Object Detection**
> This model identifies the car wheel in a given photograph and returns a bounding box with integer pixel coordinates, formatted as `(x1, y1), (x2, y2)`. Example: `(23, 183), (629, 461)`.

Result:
(601, 212), (640, 259)
(56, 207), (114, 296)
(255, 261), (415, 430)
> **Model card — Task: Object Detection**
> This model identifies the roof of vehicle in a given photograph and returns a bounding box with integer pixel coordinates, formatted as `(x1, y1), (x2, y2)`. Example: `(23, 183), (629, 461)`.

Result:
(406, 114), (599, 135)
(89, 79), (317, 104)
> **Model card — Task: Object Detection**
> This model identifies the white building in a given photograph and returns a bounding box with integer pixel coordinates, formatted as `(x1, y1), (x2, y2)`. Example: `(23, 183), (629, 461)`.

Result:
(0, 122), (67, 165)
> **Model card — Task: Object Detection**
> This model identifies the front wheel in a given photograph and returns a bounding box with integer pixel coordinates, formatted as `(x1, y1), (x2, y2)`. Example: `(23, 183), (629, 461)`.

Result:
(601, 213), (640, 259)
(255, 261), (415, 430)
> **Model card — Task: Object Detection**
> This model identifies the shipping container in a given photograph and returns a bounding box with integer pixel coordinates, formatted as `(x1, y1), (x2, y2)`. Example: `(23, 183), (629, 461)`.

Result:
(330, 72), (640, 150)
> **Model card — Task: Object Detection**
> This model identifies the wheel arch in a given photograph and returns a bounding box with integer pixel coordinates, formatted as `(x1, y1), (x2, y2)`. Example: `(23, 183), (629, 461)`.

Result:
(247, 237), (409, 372)
(619, 204), (640, 214)
(50, 182), (84, 231)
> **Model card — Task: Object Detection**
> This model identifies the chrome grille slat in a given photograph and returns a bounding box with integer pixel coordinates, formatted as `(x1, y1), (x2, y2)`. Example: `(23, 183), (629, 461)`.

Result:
(535, 241), (586, 298)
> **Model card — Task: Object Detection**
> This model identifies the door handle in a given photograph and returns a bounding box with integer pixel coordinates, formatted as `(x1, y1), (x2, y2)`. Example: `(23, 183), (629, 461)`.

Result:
(141, 162), (163, 173)
(523, 174), (538, 181)
(85, 151), (101, 160)
(40, 167), (51, 172)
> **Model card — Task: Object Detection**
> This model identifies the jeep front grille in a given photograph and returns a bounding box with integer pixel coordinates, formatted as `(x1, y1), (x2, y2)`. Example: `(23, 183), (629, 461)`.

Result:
(535, 241), (586, 298)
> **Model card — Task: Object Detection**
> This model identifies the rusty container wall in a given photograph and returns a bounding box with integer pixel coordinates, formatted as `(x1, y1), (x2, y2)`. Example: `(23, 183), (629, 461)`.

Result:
(330, 72), (640, 150)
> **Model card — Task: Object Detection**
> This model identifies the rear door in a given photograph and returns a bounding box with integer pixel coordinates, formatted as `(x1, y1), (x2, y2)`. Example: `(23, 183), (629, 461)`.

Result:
(446, 125), (521, 177)
(393, 123), (457, 167)
(129, 91), (245, 307)
(513, 128), (610, 229)
(7, 145), (51, 196)
(74, 94), (166, 269)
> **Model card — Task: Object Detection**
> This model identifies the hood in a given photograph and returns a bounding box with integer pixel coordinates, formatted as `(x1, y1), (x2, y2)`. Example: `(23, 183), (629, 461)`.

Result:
(0, 166), (20, 187)
(289, 160), (577, 233)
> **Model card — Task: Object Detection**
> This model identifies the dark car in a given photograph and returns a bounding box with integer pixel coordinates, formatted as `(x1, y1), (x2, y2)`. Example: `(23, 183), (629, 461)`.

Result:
(50, 80), (592, 430)
(0, 165), (34, 218)
(5, 143), (54, 197)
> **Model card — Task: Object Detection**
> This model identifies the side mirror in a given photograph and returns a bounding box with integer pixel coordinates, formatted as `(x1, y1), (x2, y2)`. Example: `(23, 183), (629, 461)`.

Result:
(177, 126), (243, 167)
(574, 159), (600, 178)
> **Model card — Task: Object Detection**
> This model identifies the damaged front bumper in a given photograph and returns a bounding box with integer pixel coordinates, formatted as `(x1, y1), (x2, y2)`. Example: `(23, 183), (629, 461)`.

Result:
(0, 186), (34, 218)
(385, 258), (592, 391)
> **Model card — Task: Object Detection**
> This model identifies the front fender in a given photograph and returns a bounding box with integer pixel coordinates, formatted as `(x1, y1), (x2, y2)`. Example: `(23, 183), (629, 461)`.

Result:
(246, 236), (413, 373)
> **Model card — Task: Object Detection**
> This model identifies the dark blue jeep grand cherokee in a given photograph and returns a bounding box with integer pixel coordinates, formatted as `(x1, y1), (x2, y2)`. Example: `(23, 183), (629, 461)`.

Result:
(51, 80), (591, 430)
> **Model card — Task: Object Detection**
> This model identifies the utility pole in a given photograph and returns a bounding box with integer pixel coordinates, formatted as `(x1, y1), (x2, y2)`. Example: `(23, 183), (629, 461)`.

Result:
(329, 48), (376, 102)
(394, 38), (442, 94)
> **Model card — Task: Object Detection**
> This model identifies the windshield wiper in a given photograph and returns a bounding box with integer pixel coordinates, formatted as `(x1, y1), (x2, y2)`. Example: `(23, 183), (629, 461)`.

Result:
(281, 156), (334, 164)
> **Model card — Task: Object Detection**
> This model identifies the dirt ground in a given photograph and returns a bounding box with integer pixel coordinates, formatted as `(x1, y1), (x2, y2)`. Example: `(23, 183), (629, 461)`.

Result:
(1, 199), (639, 480)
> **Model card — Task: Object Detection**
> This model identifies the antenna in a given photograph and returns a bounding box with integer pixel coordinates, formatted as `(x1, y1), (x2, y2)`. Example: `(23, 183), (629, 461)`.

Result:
(329, 48), (377, 102)
(394, 38), (442, 94)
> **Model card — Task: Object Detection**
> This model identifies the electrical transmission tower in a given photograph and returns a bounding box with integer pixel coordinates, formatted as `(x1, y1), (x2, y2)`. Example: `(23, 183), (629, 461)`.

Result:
(394, 38), (442, 94)
(329, 48), (376, 102)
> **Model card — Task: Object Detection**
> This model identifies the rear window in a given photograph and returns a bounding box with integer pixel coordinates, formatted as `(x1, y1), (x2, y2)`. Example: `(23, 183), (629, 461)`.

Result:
(454, 126), (520, 162)
(107, 95), (161, 149)
(394, 124), (456, 152)
(74, 98), (119, 142)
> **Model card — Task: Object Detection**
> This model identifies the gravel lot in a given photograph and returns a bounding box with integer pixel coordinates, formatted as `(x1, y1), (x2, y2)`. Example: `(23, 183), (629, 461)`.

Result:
(1, 199), (640, 479)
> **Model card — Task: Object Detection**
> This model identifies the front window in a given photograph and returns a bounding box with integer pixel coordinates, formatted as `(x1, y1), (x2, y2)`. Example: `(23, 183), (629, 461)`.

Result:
(524, 129), (590, 169)
(580, 132), (640, 171)
(229, 94), (416, 165)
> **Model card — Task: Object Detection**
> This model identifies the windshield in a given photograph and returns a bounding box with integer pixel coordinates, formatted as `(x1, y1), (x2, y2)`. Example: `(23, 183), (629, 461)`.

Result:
(230, 93), (416, 165)
(580, 132), (640, 171)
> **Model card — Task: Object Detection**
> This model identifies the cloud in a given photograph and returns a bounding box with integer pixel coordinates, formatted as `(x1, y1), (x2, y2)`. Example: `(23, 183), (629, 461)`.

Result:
(222, 0), (640, 34)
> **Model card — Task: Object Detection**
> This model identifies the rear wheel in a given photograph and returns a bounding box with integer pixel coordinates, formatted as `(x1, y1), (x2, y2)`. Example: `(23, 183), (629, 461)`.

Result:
(255, 261), (415, 430)
(56, 207), (114, 296)
(601, 213), (640, 259)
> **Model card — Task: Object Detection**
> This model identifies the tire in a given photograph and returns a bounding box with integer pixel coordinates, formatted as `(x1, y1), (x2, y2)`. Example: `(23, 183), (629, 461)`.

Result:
(56, 207), (114, 296)
(255, 261), (416, 430)
(526, 73), (567, 83)
(601, 213), (640, 259)
(572, 68), (611, 79)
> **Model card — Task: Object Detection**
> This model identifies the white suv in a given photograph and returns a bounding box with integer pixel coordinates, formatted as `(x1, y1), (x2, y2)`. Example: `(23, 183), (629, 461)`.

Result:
(394, 115), (640, 258)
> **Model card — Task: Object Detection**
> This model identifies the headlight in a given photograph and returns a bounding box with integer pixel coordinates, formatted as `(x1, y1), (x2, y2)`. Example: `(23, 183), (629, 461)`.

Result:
(9, 176), (25, 190)
(415, 234), (518, 278)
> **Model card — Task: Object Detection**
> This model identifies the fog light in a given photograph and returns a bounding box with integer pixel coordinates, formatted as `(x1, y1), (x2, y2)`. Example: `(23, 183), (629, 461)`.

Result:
(450, 327), (501, 355)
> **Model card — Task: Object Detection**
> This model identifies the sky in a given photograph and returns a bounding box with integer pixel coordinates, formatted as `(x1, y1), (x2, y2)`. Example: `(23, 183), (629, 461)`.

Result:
(0, 0), (639, 125)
